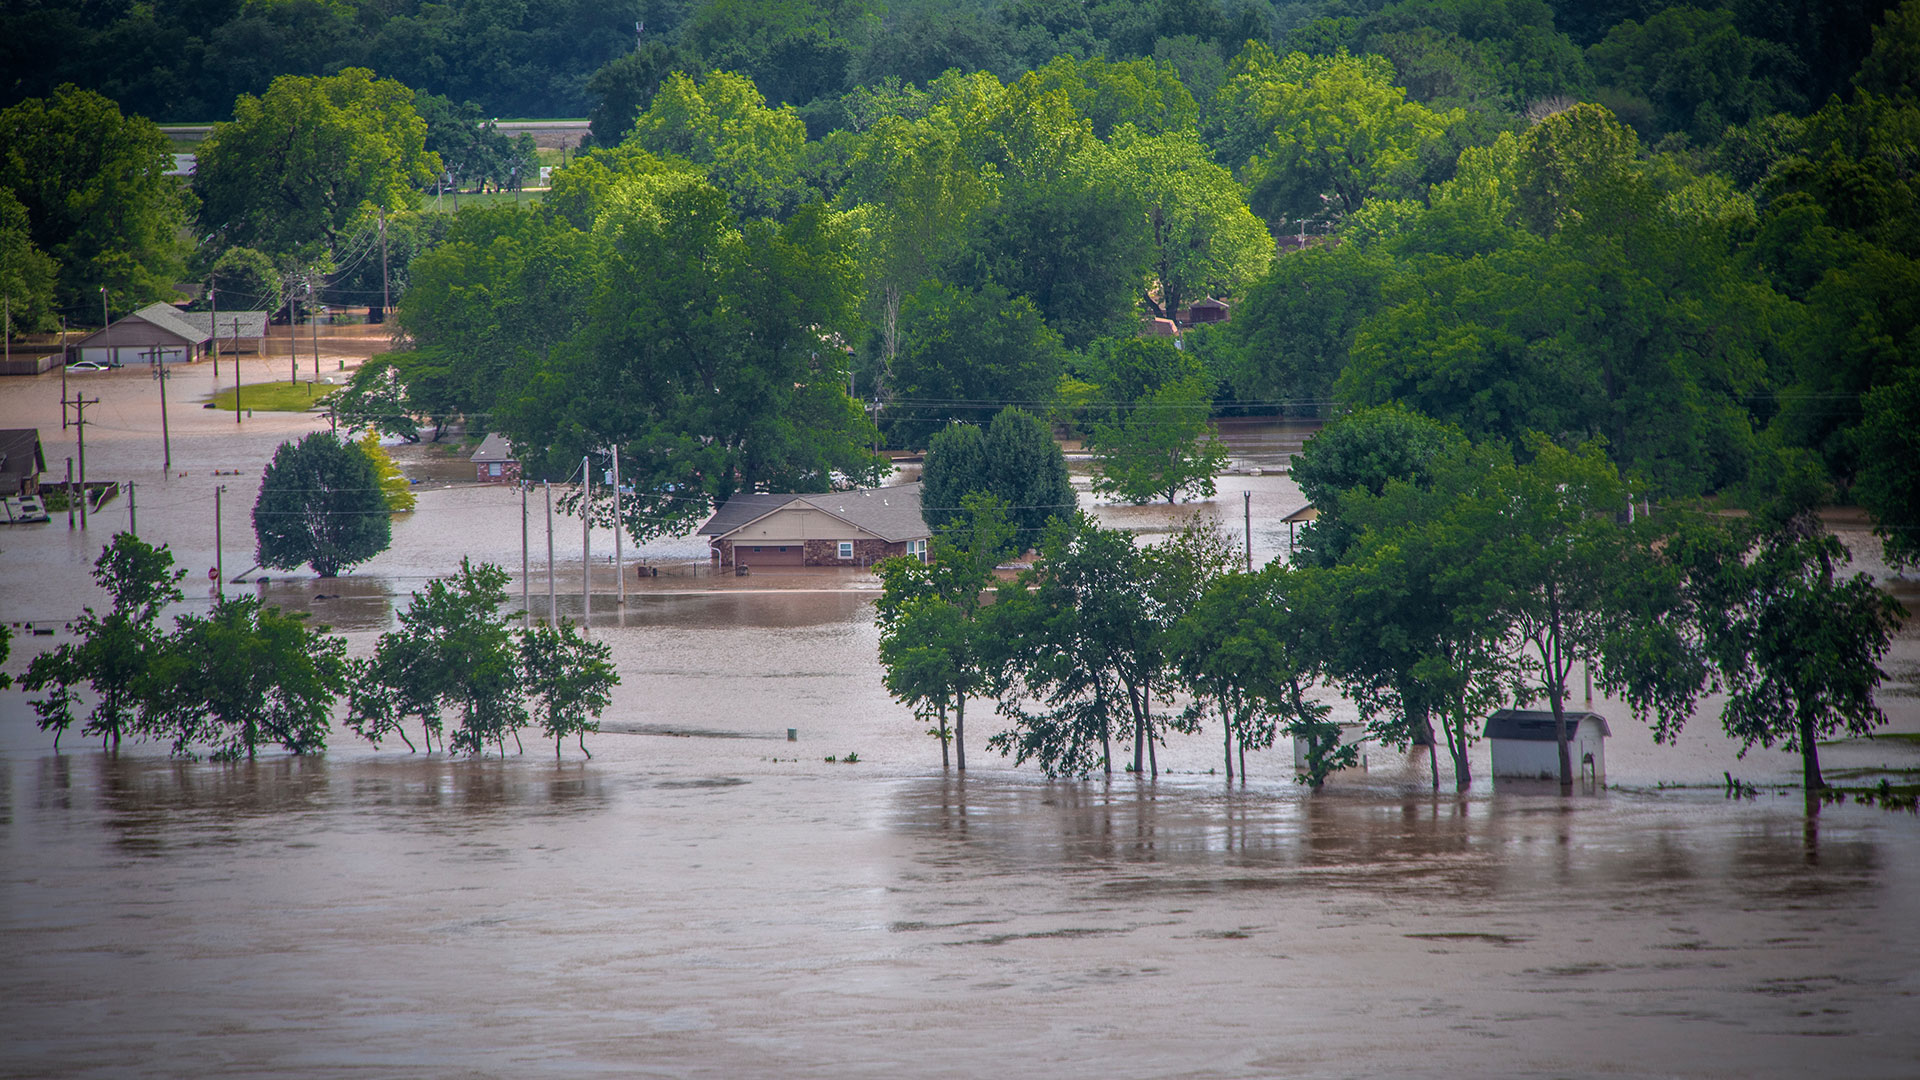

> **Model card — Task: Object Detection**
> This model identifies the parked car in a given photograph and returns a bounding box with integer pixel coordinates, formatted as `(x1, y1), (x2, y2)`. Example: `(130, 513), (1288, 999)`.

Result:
(66, 360), (112, 371)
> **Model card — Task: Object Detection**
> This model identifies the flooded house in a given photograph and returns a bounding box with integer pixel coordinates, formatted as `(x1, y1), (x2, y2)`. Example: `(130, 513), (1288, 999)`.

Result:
(67, 303), (269, 367)
(699, 483), (929, 568)
(470, 433), (520, 484)
(1485, 708), (1610, 783)
(0, 428), (45, 496)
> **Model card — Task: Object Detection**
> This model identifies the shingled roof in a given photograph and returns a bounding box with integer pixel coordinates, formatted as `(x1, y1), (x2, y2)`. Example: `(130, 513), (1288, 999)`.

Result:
(1483, 709), (1611, 741)
(698, 483), (928, 543)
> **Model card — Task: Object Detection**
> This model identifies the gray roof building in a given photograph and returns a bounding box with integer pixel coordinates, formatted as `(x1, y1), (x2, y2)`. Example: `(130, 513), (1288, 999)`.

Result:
(698, 483), (929, 543)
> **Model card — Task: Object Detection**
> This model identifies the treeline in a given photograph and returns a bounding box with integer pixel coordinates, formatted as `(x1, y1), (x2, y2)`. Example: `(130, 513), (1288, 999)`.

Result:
(22, 537), (617, 761)
(1, 0), (1893, 137)
(880, 406), (1905, 792)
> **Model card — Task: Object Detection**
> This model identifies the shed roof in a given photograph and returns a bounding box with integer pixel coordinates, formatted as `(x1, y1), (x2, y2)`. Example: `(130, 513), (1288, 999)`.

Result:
(1280, 503), (1319, 524)
(699, 483), (928, 543)
(0, 428), (46, 490)
(1484, 709), (1611, 741)
(470, 432), (516, 463)
(129, 302), (210, 342)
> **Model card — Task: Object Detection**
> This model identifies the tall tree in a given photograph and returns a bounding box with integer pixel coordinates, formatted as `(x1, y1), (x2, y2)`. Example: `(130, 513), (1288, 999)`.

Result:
(348, 560), (528, 756)
(194, 69), (440, 258)
(1109, 125), (1272, 319)
(628, 70), (812, 219)
(919, 407), (1074, 545)
(150, 597), (348, 761)
(1087, 374), (1228, 505)
(253, 433), (393, 579)
(22, 535), (184, 752)
(519, 620), (619, 760)
(0, 85), (186, 315)
(880, 280), (1066, 447)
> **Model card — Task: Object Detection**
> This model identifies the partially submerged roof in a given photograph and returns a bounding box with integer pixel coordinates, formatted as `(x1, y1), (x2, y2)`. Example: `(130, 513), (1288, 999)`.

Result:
(0, 429), (46, 490)
(470, 432), (516, 463)
(1280, 504), (1319, 524)
(128, 302), (209, 342)
(1484, 709), (1611, 741)
(699, 483), (928, 542)
(183, 311), (270, 338)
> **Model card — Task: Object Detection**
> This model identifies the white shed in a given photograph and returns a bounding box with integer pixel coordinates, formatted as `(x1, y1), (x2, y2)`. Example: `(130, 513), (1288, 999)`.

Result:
(1485, 709), (1609, 784)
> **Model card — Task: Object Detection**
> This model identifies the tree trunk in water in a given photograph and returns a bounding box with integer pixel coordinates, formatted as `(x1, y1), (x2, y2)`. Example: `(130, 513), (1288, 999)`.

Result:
(578, 731), (592, 759)
(1130, 684), (1145, 774)
(1223, 705), (1234, 781)
(955, 696), (966, 772)
(395, 726), (416, 753)
(939, 702), (949, 769)
(1798, 707), (1825, 792)
(1548, 584), (1573, 794)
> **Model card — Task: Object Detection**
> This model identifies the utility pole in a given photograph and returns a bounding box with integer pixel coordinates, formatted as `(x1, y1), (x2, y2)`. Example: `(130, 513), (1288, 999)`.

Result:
(215, 485), (225, 600)
(545, 480), (556, 625)
(127, 480), (136, 535)
(144, 346), (172, 472)
(286, 288), (297, 385)
(59, 316), (67, 429)
(66, 391), (97, 529)
(65, 458), (73, 529)
(4, 294), (11, 366)
(1244, 490), (1253, 573)
(521, 481), (530, 628)
(379, 210), (390, 323)
(581, 455), (591, 631)
(208, 280), (218, 379)
(229, 317), (243, 424)
(309, 276), (320, 379)
(99, 285), (108, 329)
(612, 445), (624, 607)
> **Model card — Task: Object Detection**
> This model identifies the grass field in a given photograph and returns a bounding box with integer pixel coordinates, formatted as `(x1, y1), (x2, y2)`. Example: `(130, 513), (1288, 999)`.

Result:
(206, 380), (338, 412)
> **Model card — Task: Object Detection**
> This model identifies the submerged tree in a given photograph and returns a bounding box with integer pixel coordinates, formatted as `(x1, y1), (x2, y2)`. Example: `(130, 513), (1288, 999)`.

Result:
(348, 559), (526, 755)
(254, 432), (393, 578)
(519, 620), (617, 760)
(22, 534), (183, 751)
(151, 597), (348, 760)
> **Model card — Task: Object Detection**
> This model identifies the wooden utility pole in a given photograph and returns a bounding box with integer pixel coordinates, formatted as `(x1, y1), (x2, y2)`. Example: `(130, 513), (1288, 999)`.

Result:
(229, 317), (243, 424)
(65, 391), (97, 529)
(309, 276), (320, 378)
(65, 458), (73, 529)
(208, 280), (218, 379)
(143, 346), (172, 472)
(545, 480), (556, 624)
(1244, 490), (1252, 573)
(215, 485), (225, 599)
(59, 316), (67, 429)
(286, 289), (297, 385)
(127, 480), (136, 535)
(521, 481), (530, 628)
(380, 210), (390, 322)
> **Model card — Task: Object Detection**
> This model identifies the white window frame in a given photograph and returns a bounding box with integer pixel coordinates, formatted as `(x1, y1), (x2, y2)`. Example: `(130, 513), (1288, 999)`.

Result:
(837, 541), (854, 560)
(908, 539), (927, 561)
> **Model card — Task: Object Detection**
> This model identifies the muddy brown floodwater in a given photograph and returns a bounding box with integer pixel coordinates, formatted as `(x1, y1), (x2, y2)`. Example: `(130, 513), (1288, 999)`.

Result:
(3, 355), (1918, 1077)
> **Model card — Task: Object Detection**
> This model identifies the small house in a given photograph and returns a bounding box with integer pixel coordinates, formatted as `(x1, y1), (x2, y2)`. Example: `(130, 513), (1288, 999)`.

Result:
(1485, 709), (1609, 784)
(1185, 297), (1230, 325)
(699, 483), (929, 568)
(0, 428), (46, 496)
(470, 433), (520, 484)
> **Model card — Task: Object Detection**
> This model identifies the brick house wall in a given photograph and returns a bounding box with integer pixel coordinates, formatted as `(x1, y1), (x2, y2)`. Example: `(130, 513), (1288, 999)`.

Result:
(711, 537), (912, 567)
(475, 461), (522, 484)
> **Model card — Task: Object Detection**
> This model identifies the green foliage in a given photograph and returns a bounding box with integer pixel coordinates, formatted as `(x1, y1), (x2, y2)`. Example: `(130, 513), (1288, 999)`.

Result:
(629, 70), (812, 219)
(348, 559), (527, 755)
(1087, 376), (1229, 504)
(194, 69), (440, 258)
(588, 42), (693, 147)
(21, 534), (184, 751)
(150, 597), (348, 760)
(1222, 243), (1392, 410)
(1853, 368), (1920, 568)
(0, 85), (186, 317)
(1109, 124), (1271, 317)
(0, 189), (57, 337)
(205, 246), (283, 315)
(253, 432), (393, 578)
(358, 433), (417, 514)
(519, 620), (618, 759)
(919, 408), (1074, 544)
(1587, 5), (1802, 143)
(881, 280), (1066, 447)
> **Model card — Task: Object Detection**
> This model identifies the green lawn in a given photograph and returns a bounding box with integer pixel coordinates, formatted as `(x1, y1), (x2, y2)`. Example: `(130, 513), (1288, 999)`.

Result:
(206, 380), (339, 412)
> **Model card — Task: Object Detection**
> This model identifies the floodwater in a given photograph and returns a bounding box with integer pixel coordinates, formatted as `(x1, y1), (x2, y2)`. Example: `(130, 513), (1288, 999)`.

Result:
(4, 347), (1919, 1077)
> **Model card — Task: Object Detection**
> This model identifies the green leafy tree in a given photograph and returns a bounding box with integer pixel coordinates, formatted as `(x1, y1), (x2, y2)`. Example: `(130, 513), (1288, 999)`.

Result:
(919, 407), (1074, 546)
(253, 432), (393, 578)
(22, 534), (184, 751)
(988, 512), (1159, 777)
(1210, 44), (1458, 224)
(1853, 368), (1920, 569)
(357, 432), (416, 514)
(1087, 374), (1228, 504)
(1222, 242), (1392, 411)
(1290, 404), (1470, 567)
(348, 560), (528, 756)
(194, 69), (440, 258)
(1703, 525), (1907, 791)
(203, 246), (282, 316)
(875, 493), (1017, 769)
(628, 70), (812, 219)
(150, 597), (348, 760)
(519, 620), (619, 760)
(587, 42), (692, 147)
(881, 280), (1066, 447)
(1109, 124), (1272, 318)
(1587, 6), (1801, 144)
(0, 190), (57, 337)
(0, 85), (186, 315)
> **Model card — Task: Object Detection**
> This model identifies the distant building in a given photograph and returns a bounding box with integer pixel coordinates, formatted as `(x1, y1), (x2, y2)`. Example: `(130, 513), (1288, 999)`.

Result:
(470, 433), (520, 484)
(1485, 709), (1609, 783)
(0, 428), (46, 497)
(1184, 297), (1231, 325)
(698, 484), (929, 568)
(67, 303), (269, 366)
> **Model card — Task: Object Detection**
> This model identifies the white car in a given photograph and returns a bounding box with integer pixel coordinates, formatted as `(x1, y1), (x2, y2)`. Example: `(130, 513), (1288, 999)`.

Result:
(65, 360), (112, 371)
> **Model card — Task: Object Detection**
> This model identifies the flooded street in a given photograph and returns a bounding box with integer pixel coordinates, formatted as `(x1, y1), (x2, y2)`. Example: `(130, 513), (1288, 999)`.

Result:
(3, 352), (1919, 1076)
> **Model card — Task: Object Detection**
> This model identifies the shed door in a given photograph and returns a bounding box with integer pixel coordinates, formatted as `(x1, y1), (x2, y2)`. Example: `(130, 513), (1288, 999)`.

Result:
(741, 544), (805, 566)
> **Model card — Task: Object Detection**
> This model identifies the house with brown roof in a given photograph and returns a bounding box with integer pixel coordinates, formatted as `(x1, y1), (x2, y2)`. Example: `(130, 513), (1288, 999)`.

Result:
(698, 483), (929, 568)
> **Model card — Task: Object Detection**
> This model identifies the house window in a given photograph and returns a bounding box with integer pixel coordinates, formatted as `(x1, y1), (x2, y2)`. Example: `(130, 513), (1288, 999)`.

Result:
(837, 541), (854, 560)
(488, 463), (502, 477)
(908, 539), (927, 561)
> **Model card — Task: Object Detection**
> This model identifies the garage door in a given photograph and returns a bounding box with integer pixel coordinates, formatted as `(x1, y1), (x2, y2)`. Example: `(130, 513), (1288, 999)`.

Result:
(739, 544), (806, 566)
